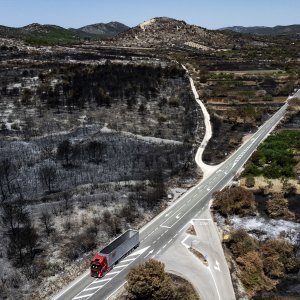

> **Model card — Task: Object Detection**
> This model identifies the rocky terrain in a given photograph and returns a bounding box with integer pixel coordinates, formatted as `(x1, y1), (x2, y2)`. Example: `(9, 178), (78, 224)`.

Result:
(109, 17), (242, 49)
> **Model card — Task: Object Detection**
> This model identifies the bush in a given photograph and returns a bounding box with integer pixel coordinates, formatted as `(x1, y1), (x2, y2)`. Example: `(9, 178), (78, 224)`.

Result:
(228, 230), (299, 297)
(266, 193), (295, 221)
(125, 260), (199, 300)
(236, 251), (275, 296)
(245, 176), (255, 188)
(261, 240), (298, 278)
(213, 186), (256, 217)
(126, 259), (176, 300)
(229, 229), (259, 257)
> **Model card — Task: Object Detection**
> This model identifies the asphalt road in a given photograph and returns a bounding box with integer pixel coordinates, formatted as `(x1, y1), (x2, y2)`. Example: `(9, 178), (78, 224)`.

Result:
(54, 96), (292, 300)
(293, 89), (300, 99)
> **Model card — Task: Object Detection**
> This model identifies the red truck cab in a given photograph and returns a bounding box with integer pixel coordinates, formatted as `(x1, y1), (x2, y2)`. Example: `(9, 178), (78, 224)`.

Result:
(90, 254), (108, 278)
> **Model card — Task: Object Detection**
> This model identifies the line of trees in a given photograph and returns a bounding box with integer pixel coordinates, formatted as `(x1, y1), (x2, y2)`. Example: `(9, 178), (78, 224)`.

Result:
(1, 199), (38, 267)
(15, 63), (185, 112)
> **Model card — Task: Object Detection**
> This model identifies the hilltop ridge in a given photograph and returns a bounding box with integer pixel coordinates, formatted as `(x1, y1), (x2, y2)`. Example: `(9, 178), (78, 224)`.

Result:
(108, 16), (268, 50)
(110, 17), (234, 49)
(220, 24), (300, 36)
(78, 21), (129, 37)
(0, 21), (129, 45)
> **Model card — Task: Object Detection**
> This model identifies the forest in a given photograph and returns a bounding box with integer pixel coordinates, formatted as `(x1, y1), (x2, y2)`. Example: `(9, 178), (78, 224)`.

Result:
(0, 60), (202, 299)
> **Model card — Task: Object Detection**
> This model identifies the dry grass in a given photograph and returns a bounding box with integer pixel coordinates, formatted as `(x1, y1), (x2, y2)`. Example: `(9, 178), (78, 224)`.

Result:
(240, 176), (300, 193)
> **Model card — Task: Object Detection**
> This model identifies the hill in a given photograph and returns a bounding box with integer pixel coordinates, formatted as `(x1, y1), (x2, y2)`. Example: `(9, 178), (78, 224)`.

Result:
(78, 21), (129, 37)
(220, 24), (300, 36)
(0, 23), (98, 45)
(0, 21), (129, 46)
(109, 17), (260, 50)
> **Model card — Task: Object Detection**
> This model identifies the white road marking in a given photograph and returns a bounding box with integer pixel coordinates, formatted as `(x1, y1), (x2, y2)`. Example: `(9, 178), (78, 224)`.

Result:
(106, 271), (120, 275)
(130, 246), (149, 256)
(179, 224), (188, 233)
(208, 267), (221, 300)
(214, 260), (220, 271)
(121, 258), (136, 263)
(160, 225), (171, 228)
(92, 278), (111, 283)
(181, 235), (190, 248)
(104, 282), (127, 300)
(127, 252), (141, 258)
(144, 231), (154, 239)
(84, 286), (104, 291)
(73, 294), (94, 299)
(144, 249), (154, 258)
(113, 264), (129, 269)
(52, 270), (90, 300)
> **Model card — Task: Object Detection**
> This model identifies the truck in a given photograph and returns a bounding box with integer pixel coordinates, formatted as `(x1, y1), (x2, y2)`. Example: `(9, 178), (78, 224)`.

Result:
(90, 229), (139, 278)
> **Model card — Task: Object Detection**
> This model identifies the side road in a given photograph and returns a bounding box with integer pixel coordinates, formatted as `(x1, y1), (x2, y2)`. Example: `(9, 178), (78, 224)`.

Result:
(182, 64), (219, 179)
(158, 66), (235, 300)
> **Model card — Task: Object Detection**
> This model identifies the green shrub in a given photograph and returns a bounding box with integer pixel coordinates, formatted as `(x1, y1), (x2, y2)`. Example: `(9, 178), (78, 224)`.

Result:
(244, 130), (300, 179)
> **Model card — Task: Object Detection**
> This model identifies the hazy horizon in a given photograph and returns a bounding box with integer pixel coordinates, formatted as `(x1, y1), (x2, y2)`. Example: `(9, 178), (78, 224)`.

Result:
(1, 0), (300, 29)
